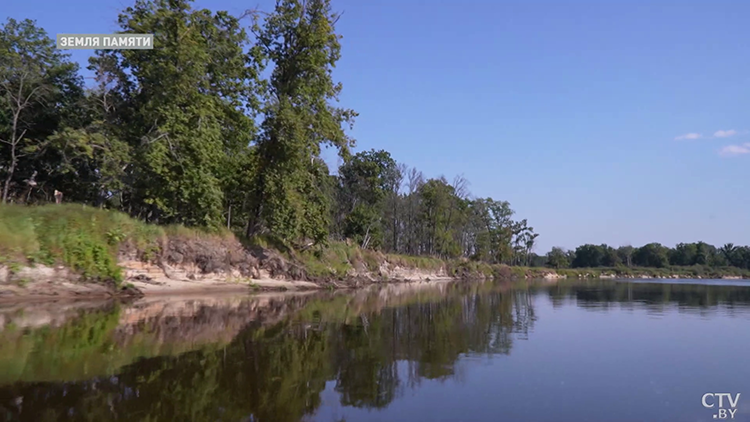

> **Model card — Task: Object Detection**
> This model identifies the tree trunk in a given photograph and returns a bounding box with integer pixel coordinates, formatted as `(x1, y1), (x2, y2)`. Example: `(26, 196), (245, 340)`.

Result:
(1, 158), (14, 203)
(1, 112), (21, 204)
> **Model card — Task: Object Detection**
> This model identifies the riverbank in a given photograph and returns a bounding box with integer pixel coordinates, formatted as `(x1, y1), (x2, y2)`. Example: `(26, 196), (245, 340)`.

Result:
(1, 204), (749, 301)
(0, 204), (460, 301)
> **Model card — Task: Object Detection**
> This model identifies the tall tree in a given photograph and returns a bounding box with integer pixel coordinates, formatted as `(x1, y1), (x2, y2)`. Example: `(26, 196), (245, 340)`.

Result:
(546, 247), (569, 268)
(247, 0), (357, 246)
(89, 0), (261, 226)
(720, 243), (738, 267)
(633, 243), (670, 268)
(337, 149), (399, 248)
(617, 245), (634, 267)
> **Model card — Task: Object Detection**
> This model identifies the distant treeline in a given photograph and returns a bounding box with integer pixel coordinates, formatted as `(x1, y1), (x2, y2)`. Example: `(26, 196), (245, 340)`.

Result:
(544, 242), (750, 270)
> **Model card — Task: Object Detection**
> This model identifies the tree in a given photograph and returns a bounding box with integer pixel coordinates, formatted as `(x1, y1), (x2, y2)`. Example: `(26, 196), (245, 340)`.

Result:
(669, 243), (697, 266)
(522, 228), (539, 266)
(382, 162), (406, 252)
(694, 241), (713, 266)
(565, 249), (577, 266)
(633, 243), (669, 268)
(400, 167), (424, 255)
(600, 244), (621, 267)
(617, 245), (634, 267)
(0, 18), (83, 203)
(89, 0), (261, 226)
(572, 244), (604, 268)
(247, 0), (357, 245)
(417, 178), (459, 257)
(474, 198), (516, 264)
(734, 247), (750, 269)
(546, 247), (570, 268)
(337, 149), (400, 248)
(0, 5), (552, 267)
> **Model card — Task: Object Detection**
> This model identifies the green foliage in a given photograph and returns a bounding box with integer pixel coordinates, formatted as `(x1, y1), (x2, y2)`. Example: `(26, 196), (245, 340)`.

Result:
(571, 244), (621, 268)
(1, 2), (545, 274)
(335, 149), (399, 248)
(339, 149), (400, 206)
(61, 229), (121, 282)
(0, 282), (533, 419)
(0, 18), (84, 204)
(540, 241), (750, 274)
(87, 0), (262, 227)
(299, 242), (355, 278)
(0, 306), (121, 382)
(343, 204), (383, 248)
(546, 247), (570, 268)
(4, 2), (750, 284)
(247, 0), (357, 245)
(632, 243), (670, 268)
(387, 254), (445, 271)
(0, 204), (165, 282)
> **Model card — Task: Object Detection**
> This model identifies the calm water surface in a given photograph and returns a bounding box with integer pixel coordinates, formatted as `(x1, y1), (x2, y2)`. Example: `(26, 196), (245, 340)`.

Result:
(1, 279), (749, 422)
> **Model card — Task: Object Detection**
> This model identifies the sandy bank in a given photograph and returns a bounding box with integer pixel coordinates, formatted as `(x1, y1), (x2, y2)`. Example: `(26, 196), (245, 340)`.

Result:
(0, 255), (455, 302)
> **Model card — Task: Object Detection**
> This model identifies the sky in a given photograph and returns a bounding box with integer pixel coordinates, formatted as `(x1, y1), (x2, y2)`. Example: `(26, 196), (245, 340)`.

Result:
(4, 0), (749, 253)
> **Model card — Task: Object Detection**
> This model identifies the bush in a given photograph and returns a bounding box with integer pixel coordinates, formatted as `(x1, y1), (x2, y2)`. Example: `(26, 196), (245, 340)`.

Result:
(0, 204), (167, 283)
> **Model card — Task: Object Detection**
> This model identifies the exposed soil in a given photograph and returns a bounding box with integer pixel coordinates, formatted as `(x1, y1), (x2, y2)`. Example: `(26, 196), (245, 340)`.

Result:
(0, 234), (457, 301)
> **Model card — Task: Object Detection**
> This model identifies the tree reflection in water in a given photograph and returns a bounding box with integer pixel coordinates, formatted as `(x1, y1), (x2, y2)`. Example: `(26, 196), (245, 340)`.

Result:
(0, 279), (748, 422)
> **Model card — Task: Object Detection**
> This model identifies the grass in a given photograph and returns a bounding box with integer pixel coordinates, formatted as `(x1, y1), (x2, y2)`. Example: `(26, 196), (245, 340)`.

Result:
(243, 233), (293, 257)
(0, 204), (243, 285)
(0, 204), (456, 286)
(298, 242), (355, 278)
(297, 241), (452, 279)
(0, 204), (170, 284)
(387, 254), (445, 270)
(6, 204), (745, 289)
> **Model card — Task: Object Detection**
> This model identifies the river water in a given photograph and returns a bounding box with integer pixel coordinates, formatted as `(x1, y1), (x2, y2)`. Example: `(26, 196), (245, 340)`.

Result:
(0, 278), (749, 422)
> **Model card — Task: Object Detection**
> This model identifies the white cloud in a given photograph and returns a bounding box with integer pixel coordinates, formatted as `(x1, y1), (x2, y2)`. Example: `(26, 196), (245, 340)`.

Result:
(675, 133), (702, 140)
(714, 129), (738, 138)
(719, 143), (750, 157)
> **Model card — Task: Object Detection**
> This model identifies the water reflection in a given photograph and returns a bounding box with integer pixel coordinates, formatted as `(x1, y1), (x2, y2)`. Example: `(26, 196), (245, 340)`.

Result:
(549, 280), (750, 315)
(0, 279), (749, 422)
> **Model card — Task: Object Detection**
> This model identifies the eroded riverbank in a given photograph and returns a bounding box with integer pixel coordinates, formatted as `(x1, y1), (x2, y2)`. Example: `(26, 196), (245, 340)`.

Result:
(3, 257), (749, 302)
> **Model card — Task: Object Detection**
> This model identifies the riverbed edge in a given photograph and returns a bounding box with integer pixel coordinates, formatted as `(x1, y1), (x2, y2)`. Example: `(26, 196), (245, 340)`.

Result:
(1, 259), (748, 303)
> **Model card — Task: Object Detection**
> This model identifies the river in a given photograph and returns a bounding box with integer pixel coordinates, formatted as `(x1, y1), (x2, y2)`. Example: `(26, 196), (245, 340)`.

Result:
(0, 278), (749, 422)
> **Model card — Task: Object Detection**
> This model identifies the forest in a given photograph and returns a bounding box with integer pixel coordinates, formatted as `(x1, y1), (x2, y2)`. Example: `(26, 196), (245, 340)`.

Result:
(1, 0), (749, 274)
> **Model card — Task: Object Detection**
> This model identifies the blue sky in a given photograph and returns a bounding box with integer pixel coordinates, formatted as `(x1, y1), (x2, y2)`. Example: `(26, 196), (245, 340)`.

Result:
(4, 0), (749, 253)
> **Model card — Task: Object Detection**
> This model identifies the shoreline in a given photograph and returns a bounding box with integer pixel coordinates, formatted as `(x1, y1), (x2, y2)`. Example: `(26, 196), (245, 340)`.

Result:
(1, 263), (748, 303)
(1, 206), (748, 304)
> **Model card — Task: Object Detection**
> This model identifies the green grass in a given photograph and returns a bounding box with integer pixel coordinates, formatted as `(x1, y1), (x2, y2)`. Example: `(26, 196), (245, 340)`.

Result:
(299, 242), (355, 278)
(297, 241), (452, 279)
(386, 253), (445, 270)
(243, 232), (293, 257)
(7, 205), (744, 288)
(0, 204), (169, 284)
(1, 205), (456, 285)
(0, 204), (243, 284)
